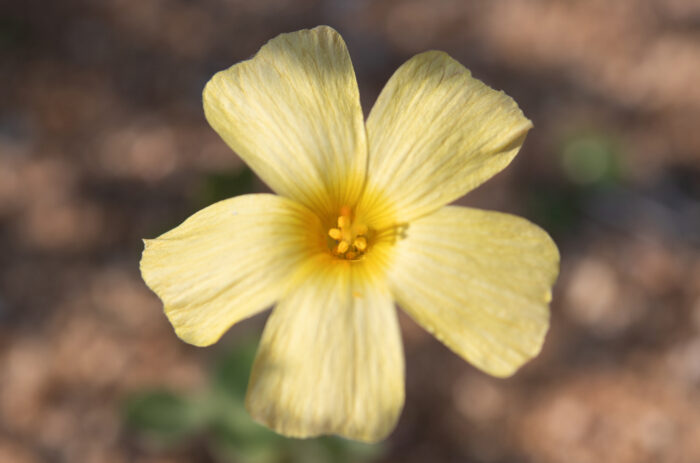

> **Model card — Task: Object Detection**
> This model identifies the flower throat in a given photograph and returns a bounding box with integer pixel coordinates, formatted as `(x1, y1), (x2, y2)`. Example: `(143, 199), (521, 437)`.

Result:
(327, 206), (369, 260)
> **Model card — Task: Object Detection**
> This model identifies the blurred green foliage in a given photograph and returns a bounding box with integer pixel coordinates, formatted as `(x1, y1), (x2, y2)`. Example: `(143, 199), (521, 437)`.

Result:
(526, 129), (625, 237)
(0, 16), (31, 51)
(123, 339), (384, 463)
(560, 130), (623, 185)
(196, 166), (257, 207)
(123, 390), (204, 445)
(526, 186), (582, 238)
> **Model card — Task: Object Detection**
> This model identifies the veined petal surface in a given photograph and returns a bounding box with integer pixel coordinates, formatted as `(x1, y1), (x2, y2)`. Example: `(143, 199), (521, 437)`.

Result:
(361, 51), (533, 226)
(140, 194), (319, 347)
(203, 26), (366, 218)
(246, 256), (404, 442)
(388, 206), (559, 377)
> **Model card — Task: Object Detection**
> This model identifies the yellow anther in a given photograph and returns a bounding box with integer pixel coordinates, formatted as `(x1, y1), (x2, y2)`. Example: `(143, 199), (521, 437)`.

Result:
(353, 236), (367, 251)
(328, 228), (342, 240)
(336, 240), (350, 254)
(327, 206), (370, 260)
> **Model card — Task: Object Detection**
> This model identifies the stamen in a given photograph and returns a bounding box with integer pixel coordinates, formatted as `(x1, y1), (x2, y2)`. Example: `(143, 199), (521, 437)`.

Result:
(327, 206), (370, 260)
(328, 228), (342, 240)
(353, 237), (367, 251)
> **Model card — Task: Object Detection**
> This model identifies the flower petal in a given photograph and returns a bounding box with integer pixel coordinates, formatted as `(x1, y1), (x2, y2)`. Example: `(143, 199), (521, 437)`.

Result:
(360, 51), (533, 226)
(203, 26), (367, 218)
(140, 194), (320, 347)
(246, 256), (404, 442)
(388, 206), (559, 377)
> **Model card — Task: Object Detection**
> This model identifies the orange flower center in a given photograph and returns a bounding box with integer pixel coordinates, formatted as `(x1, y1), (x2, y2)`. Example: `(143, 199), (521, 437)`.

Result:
(327, 206), (369, 260)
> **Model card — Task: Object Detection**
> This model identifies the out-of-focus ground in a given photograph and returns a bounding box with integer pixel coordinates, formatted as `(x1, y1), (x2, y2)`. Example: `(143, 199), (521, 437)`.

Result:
(1, 0), (700, 462)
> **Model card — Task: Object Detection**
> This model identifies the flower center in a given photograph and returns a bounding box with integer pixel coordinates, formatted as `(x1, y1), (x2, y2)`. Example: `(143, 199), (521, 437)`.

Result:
(327, 206), (369, 260)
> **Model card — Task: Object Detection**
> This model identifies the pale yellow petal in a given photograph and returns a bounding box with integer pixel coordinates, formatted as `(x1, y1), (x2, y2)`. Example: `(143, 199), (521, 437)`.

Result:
(246, 255), (404, 442)
(203, 26), (366, 218)
(140, 194), (320, 347)
(360, 51), (533, 226)
(388, 207), (559, 377)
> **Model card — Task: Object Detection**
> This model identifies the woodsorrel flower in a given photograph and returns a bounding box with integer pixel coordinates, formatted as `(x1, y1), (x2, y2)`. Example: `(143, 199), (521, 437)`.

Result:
(140, 26), (559, 442)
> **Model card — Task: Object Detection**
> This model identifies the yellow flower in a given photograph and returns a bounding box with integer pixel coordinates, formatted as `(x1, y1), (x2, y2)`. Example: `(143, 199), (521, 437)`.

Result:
(140, 26), (559, 442)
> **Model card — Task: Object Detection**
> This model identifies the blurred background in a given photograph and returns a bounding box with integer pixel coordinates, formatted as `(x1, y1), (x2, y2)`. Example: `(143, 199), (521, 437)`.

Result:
(1, 0), (700, 462)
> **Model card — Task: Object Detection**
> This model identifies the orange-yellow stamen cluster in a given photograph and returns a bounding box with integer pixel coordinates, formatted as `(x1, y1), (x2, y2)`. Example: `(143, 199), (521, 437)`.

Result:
(328, 206), (368, 260)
